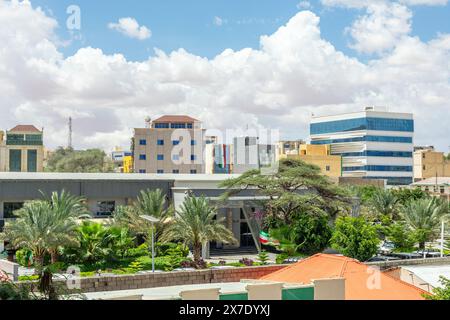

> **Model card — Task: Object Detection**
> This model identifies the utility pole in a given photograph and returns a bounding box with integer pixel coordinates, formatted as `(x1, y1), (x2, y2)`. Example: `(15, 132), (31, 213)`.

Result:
(68, 117), (73, 149)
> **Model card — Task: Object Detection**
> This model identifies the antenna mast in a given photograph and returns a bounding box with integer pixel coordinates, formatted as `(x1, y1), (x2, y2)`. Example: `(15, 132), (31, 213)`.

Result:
(68, 117), (73, 149)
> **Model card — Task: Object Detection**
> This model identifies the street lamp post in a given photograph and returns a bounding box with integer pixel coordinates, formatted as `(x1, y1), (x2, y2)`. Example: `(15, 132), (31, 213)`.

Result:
(141, 215), (159, 273)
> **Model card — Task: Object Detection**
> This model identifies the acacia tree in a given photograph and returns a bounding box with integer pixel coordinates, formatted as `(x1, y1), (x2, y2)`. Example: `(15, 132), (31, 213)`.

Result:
(220, 159), (350, 225)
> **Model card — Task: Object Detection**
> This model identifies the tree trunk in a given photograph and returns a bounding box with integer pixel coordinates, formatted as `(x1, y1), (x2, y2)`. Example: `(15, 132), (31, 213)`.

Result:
(34, 254), (44, 272)
(419, 241), (425, 250)
(50, 250), (58, 264)
(193, 244), (202, 263)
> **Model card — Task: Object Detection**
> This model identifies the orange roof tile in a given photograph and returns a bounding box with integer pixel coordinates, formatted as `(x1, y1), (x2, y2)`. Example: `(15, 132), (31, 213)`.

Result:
(153, 115), (199, 123)
(261, 254), (428, 300)
(9, 125), (41, 132)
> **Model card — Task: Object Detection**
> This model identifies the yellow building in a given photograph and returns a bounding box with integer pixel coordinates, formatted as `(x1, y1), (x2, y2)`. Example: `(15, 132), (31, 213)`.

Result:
(278, 142), (342, 178)
(414, 148), (450, 181)
(123, 155), (134, 173)
(0, 125), (44, 172)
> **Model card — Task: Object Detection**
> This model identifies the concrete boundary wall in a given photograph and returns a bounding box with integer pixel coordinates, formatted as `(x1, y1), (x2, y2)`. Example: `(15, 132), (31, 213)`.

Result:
(0, 259), (19, 281)
(72, 265), (286, 293)
(366, 257), (450, 271)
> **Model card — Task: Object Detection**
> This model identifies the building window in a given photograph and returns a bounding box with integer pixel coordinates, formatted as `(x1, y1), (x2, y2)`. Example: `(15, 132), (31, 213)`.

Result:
(139, 139), (147, 146)
(423, 165), (426, 170)
(311, 117), (414, 135)
(440, 188), (445, 194)
(157, 170), (164, 174)
(191, 155), (197, 161)
(9, 150), (22, 172)
(172, 140), (180, 146)
(326, 165), (331, 172)
(173, 155), (180, 161)
(157, 139), (165, 146)
(139, 154), (147, 160)
(3, 202), (24, 219)
(27, 149), (37, 172)
(155, 123), (170, 129)
(187, 123), (193, 129)
(139, 169), (146, 174)
(191, 140), (197, 146)
(97, 201), (116, 217)
(173, 169), (180, 174)
(423, 153), (426, 159)
(157, 155), (164, 161)
(171, 123), (186, 129)
(190, 169), (197, 174)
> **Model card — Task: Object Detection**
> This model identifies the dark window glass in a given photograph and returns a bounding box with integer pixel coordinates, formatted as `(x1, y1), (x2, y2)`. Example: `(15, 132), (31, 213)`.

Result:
(343, 165), (413, 172)
(157, 155), (164, 161)
(311, 117), (414, 135)
(155, 123), (170, 129)
(157, 170), (164, 174)
(173, 170), (180, 174)
(139, 139), (147, 146)
(157, 140), (164, 146)
(339, 151), (413, 158)
(172, 140), (180, 146)
(190, 169), (197, 174)
(97, 201), (115, 217)
(139, 154), (147, 160)
(311, 135), (413, 145)
(9, 150), (21, 172)
(139, 169), (146, 174)
(27, 150), (37, 172)
(3, 202), (24, 219)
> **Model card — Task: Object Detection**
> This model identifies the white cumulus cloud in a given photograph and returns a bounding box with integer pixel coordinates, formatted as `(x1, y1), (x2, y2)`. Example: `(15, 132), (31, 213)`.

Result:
(108, 17), (151, 40)
(0, 0), (449, 152)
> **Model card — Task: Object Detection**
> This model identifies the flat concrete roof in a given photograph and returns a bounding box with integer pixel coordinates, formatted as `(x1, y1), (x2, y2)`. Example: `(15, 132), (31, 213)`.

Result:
(0, 172), (241, 182)
(402, 265), (450, 288)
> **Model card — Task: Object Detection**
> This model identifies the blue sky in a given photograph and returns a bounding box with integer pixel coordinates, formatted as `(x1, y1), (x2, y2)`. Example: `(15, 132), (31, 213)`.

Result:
(31, 0), (450, 61)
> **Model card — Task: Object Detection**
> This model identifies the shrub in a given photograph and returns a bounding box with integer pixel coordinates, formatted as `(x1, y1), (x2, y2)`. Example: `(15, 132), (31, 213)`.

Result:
(331, 216), (380, 262)
(239, 258), (254, 267)
(134, 255), (188, 271)
(126, 243), (149, 258)
(386, 222), (416, 251)
(257, 251), (270, 265)
(18, 275), (39, 282)
(15, 249), (33, 267)
(180, 259), (207, 269)
(156, 242), (189, 258)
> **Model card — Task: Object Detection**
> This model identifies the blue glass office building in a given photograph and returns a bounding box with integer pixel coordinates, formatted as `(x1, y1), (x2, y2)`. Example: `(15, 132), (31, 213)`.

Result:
(310, 109), (414, 185)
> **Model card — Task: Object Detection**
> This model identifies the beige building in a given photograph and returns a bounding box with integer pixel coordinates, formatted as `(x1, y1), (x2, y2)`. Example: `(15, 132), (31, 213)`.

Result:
(133, 116), (205, 174)
(278, 142), (342, 178)
(0, 125), (44, 172)
(413, 147), (450, 182)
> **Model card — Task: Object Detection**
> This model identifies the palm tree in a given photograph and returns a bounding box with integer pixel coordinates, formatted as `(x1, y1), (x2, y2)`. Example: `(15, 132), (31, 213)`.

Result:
(43, 191), (90, 263)
(160, 196), (237, 263)
(370, 188), (400, 221)
(401, 197), (449, 249)
(114, 189), (174, 241)
(73, 221), (111, 264)
(2, 201), (54, 270)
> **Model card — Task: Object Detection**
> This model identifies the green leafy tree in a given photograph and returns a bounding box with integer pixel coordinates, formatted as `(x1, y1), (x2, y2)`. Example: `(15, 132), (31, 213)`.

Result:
(46, 147), (114, 173)
(424, 277), (450, 300)
(114, 189), (174, 242)
(386, 222), (417, 251)
(391, 188), (429, 206)
(107, 226), (136, 259)
(331, 216), (380, 262)
(69, 221), (112, 264)
(161, 196), (237, 263)
(401, 197), (449, 249)
(221, 159), (350, 225)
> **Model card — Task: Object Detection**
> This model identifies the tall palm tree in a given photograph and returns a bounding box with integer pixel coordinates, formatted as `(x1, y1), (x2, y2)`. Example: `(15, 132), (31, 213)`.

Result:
(114, 189), (174, 241)
(370, 188), (400, 221)
(160, 196), (237, 262)
(401, 197), (449, 249)
(2, 201), (54, 270)
(43, 191), (90, 263)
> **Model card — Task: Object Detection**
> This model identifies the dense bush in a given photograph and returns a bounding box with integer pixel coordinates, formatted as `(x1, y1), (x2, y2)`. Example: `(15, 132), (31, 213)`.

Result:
(134, 255), (189, 271)
(386, 222), (417, 251)
(155, 242), (189, 258)
(331, 216), (380, 262)
(15, 249), (33, 267)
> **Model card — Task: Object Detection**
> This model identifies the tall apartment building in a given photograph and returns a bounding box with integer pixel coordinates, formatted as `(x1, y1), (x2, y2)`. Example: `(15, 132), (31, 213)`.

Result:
(133, 116), (205, 174)
(0, 125), (44, 172)
(310, 108), (414, 185)
(413, 147), (450, 182)
(232, 137), (277, 174)
(278, 142), (342, 179)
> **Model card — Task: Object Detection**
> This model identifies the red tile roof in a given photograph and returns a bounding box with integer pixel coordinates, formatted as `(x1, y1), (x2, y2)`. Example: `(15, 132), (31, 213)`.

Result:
(9, 125), (41, 132)
(153, 115), (199, 123)
(261, 254), (428, 300)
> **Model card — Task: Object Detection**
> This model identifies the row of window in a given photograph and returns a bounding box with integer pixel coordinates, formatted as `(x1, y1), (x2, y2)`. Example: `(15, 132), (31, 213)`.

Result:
(139, 139), (197, 146)
(343, 165), (413, 172)
(363, 177), (413, 186)
(154, 123), (194, 129)
(338, 151), (413, 158)
(311, 117), (414, 135)
(139, 154), (197, 161)
(138, 169), (197, 174)
(311, 135), (413, 145)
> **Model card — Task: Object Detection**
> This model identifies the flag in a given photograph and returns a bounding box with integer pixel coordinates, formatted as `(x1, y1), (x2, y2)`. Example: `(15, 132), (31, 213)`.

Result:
(260, 231), (270, 244)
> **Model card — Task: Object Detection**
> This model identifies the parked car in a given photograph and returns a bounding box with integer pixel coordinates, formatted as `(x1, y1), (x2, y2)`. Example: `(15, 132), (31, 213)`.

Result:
(378, 241), (396, 255)
(416, 250), (442, 258)
(366, 255), (399, 262)
(389, 252), (423, 260)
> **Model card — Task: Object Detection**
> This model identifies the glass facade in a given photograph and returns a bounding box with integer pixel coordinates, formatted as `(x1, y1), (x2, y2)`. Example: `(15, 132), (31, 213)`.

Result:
(339, 151), (413, 158)
(6, 133), (43, 146)
(311, 136), (413, 145)
(311, 117), (414, 135)
(343, 165), (413, 172)
(154, 123), (170, 129)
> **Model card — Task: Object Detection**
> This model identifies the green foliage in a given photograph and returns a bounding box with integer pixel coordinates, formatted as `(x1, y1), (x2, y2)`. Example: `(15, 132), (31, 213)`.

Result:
(331, 216), (380, 262)
(45, 147), (114, 173)
(156, 242), (189, 258)
(401, 197), (449, 249)
(221, 159), (350, 225)
(424, 277), (450, 300)
(161, 196), (237, 262)
(18, 275), (40, 282)
(134, 255), (188, 272)
(257, 250), (270, 265)
(369, 188), (400, 221)
(386, 222), (417, 251)
(391, 188), (429, 206)
(126, 243), (149, 258)
(15, 248), (33, 267)
(113, 189), (174, 241)
(0, 282), (35, 300)
(348, 185), (379, 204)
